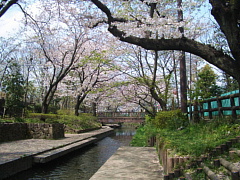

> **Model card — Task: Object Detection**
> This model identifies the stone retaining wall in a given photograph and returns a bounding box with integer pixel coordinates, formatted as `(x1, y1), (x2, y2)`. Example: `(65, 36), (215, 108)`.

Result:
(0, 123), (29, 142)
(0, 123), (64, 142)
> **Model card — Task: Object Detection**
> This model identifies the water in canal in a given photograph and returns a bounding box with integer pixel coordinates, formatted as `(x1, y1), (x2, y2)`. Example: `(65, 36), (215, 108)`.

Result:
(8, 125), (136, 180)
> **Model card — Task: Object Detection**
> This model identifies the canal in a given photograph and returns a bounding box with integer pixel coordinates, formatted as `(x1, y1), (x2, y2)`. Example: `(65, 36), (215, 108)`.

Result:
(7, 125), (136, 180)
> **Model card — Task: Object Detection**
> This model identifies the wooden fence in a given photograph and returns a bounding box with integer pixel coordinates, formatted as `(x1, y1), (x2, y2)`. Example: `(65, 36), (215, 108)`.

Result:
(188, 93), (240, 120)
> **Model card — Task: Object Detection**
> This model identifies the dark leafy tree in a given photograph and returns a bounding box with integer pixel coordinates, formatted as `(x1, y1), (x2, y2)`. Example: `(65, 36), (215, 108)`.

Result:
(2, 61), (25, 117)
(194, 64), (222, 99)
(222, 72), (239, 92)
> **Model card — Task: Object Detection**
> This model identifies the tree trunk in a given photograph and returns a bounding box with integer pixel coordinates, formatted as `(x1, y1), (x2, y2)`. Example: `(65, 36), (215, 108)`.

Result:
(238, 82), (240, 116)
(74, 94), (87, 116)
(41, 102), (48, 122)
(74, 95), (81, 116)
(92, 102), (97, 116)
(177, 0), (188, 114)
(149, 87), (167, 110)
(173, 51), (180, 108)
(180, 52), (187, 113)
(193, 101), (200, 123)
(41, 102), (48, 115)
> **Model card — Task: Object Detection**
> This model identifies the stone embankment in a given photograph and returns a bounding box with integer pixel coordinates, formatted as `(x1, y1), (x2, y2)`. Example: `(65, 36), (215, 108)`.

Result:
(0, 123), (64, 141)
(0, 127), (114, 180)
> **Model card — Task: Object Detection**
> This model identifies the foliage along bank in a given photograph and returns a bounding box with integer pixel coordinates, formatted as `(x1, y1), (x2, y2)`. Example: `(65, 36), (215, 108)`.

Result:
(0, 111), (102, 133)
(131, 109), (240, 157)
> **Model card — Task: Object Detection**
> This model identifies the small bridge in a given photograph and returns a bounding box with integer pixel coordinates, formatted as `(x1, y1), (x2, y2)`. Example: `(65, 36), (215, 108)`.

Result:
(97, 112), (145, 124)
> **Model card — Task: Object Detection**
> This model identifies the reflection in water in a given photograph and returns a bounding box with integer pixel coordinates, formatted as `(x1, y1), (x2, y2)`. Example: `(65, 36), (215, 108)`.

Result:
(114, 128), (136, 146)
(7, 126), (136, 180)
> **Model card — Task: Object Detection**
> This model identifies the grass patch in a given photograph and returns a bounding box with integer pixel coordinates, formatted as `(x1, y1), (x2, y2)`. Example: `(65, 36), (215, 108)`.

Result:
(131, 126), (148, 146)
(158, 120), (240, 157)
(131, 123), (158, 147)
(131, 110), (240, 157)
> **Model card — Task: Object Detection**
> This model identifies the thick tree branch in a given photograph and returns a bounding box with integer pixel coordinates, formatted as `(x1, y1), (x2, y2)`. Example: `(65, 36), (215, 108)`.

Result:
(0, 0), (18, 18)
(210, 0), (240, 62)
(109, 26), (233, 60)
(91, 0), (240, 82)
(111, 25), (240, 81)
(90, 0), (113, 23)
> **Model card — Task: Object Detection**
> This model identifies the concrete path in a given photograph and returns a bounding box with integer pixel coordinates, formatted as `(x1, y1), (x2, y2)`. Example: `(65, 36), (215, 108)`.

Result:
(90, 146), (164, 180)
(0, 127), (112, 163)
(0, 127), (114, 179)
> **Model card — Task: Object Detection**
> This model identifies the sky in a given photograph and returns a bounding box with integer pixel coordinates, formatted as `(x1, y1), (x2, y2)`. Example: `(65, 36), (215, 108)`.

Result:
(0, 0), (214, 38)
(0, 3), (24, 38)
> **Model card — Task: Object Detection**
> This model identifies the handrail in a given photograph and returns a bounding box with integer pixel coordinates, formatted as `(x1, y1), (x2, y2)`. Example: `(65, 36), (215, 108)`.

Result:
(97, 112), (146, 118)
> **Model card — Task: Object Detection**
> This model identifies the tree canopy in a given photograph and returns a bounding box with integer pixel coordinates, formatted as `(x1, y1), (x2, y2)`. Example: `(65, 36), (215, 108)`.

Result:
(0, 0), (239, 115)
(87, 0), (240, 84)
(1, 1), (239, 83)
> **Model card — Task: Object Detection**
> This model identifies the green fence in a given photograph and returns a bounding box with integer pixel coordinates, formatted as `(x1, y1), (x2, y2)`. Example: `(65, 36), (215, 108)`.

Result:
(203, 90), (240, 116)
(188, 90), (240, 118)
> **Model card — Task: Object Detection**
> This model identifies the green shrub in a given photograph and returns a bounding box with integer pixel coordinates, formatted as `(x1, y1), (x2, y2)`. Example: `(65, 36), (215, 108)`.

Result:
(58, 114), (100, 130)
(158, 120), (240, 157)
(132, 110), (240, 157)
(0, 118), (14, 123)
(131, 126), (148, 146)
(131, 119), (159, 147)
(14, 117), (25, 123)
(151, 109), (189, 129)
(48, 105), (59, 114)
(28, 113), (59, 123)
(26, 113), (101, 131)
(24, 118), (42, 123)
(1, 112), (101, 132)
(57, 109), (75, 116)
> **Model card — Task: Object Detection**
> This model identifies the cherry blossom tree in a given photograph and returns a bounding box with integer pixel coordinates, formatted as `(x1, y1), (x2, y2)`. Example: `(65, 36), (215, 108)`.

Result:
(58, 50), (119, 116)
(95, 81), (140, 113)
(120, 81), (159, 116)
(89, 0), (240, 86)
(23, 1), (93, 114)
(2, 0), (239, 114)
(117, 45), (176, 111)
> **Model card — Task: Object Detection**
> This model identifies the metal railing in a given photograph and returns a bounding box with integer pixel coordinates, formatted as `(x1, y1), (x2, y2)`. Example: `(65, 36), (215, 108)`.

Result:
(97, 112), (145, 118)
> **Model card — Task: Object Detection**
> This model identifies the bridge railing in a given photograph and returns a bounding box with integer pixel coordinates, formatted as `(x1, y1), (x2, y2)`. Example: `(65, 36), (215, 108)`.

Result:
(97, 112), (145, 118)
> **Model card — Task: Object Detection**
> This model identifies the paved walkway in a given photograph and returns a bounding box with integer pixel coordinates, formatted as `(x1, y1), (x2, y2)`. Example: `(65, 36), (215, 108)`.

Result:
(0, 127), (112, 164)
(90, 146), (164, 180)
(0, 127), (113, 179)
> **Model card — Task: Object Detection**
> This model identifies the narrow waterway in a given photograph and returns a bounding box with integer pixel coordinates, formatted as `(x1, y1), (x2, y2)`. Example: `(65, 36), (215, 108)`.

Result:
(8, 125), (136, 180)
